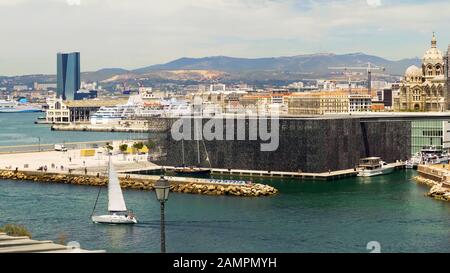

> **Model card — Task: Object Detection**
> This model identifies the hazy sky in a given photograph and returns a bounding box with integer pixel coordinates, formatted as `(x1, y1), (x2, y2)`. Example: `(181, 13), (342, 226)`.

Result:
(0, 0), (449, 76)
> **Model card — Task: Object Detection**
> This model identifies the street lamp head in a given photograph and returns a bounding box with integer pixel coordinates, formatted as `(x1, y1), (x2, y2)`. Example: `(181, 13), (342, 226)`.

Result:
(154, 175), (170, 202)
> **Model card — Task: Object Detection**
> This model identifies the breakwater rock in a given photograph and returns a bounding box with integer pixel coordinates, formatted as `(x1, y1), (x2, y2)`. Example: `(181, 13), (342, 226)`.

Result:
(0, 170), (278, 198)
(413, 175), (439, 188)
(413, 175), (450, 202)
(427, 184), (450, 202)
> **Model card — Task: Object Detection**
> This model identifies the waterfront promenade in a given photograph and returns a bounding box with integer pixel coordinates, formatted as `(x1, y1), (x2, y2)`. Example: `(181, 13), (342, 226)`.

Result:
(0, 149), (153, 174)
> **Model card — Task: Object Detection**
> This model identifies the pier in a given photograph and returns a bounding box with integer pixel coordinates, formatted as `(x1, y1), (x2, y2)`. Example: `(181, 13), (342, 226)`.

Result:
(0, 232), (105, 253)
(128, 162), (406, 181)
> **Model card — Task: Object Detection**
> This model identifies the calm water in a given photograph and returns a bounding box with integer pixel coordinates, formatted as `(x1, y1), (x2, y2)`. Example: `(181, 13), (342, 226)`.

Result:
(1, 113), (450, 253)
(0, 112), (145, 146)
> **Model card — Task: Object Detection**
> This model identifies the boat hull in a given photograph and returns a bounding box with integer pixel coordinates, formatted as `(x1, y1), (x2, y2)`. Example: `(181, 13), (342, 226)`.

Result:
(173, 167), (211, 175)
(0, 109), (42, 113)
(92, 214), (137, 225)
(357, 166), (395, 177)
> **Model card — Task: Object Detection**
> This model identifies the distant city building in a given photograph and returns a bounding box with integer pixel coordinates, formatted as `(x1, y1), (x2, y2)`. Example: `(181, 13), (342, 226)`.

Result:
(288, 92), (350, 115)
(349, 94), (372, 112)
(45, 96), (127, 124)
(396, 34), (446, 112)
(81, 81), (98, 91)
(34, 82), (57, 91)
(316, 80), (336, 91)
(57, 52), (80, 100)
(383, 88), (393, 107)
(138, 87), (153, 94)
(74, 89), (98, 100)
(209, 83), (226, 92)
(13, 85), (28, 91)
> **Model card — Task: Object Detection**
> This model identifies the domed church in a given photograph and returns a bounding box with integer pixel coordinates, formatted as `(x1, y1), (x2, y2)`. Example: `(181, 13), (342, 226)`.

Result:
(397, 33), (447, 112)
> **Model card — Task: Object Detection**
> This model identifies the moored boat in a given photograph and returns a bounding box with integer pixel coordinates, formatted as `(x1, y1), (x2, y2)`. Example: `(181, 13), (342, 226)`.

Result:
(0, 99), (42, 113)
(357, 157), (395, 177)
(406, 146), (450, 169)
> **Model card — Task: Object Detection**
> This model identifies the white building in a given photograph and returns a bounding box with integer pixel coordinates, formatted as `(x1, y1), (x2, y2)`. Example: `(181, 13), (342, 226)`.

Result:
(34, 82), (57, 91)
(349, 94), (372, 112)
(13, 85), (28, 91)
(210, 83), (226, 92)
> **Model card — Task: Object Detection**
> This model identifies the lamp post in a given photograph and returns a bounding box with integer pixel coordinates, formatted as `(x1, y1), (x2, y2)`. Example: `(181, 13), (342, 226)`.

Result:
(154, 172), (170, 253)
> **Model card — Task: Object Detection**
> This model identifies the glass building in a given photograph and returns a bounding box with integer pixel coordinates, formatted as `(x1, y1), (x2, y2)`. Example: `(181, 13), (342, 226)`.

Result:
(411, 120), (444, 155)
(57, 52), (80, 100)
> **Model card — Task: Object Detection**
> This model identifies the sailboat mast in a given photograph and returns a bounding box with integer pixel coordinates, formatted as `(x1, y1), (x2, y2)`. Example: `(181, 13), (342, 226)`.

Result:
(196, 125), (201, 166)
(182, 138), (185, 166)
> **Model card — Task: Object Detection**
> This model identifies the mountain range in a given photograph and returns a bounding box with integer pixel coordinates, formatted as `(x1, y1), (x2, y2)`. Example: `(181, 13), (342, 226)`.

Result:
(3, 53), (422, 85)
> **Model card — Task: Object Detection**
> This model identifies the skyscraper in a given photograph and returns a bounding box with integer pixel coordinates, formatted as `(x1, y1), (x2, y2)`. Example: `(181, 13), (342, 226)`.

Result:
(57, 52), (80, 100)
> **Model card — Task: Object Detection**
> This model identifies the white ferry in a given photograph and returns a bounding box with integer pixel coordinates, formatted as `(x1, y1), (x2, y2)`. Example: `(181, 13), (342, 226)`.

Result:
(0, 99), (42, 113)
(90, 95), (143, 125)
(357, 157), (395, 177)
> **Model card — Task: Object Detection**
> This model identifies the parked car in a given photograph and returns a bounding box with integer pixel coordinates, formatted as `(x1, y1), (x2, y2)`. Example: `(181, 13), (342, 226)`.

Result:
(54, 144), (67, 152)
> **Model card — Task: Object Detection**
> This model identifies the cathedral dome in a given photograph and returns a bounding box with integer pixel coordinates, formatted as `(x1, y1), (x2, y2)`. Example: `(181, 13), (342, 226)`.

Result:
(423, 33), (443, 64)
(405, 65), (421, 77)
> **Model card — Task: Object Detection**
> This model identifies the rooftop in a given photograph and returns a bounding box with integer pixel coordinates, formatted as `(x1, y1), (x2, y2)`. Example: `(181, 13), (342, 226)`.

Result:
(65, 99), (128, 108)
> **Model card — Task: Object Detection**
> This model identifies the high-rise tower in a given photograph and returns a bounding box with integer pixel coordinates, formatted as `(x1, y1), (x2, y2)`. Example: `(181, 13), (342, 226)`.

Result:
(57, 52), (80, 100)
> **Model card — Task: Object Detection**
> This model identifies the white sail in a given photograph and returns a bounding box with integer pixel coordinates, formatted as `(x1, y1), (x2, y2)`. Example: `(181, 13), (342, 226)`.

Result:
(108, 158), (127, 212)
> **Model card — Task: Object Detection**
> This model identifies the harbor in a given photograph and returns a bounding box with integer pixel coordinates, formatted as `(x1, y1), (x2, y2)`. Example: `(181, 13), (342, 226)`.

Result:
(3, 169), (450, 253)
(1, 110), (450, 253)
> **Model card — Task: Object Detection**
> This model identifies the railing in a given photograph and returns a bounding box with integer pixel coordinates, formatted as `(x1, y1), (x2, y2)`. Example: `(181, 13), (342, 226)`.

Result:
(0, 140), (135, 154)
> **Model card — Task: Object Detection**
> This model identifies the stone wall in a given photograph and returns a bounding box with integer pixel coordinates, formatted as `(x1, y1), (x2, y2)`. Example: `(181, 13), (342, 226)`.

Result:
(154, 117), (411, 173)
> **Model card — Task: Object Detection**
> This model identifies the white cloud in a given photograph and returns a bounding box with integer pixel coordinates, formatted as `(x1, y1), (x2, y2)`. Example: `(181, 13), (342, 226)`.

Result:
(367, 0), (382, 7)
(0, 0), (448, 75)
(66, 0), (81, 6)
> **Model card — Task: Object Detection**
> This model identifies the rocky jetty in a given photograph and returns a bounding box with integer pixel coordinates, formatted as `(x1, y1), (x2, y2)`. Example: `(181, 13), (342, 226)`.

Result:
(0, 170), (278, 198)
(413, 174), (450, 202)
(413, 175), (439, 188)
(427, 183), (450, 202)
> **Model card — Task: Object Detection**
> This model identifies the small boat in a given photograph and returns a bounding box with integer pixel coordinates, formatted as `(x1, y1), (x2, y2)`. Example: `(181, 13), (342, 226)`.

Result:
(173, 136), (211, 175)
(91, 156), (137, 224)
(174, 166), (211, 175)
(357, 157), (395, 177)
(0, 99), (42, 113)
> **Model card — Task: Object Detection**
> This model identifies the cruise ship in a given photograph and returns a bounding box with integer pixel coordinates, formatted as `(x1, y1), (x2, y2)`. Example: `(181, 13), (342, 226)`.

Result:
(0, 99), (42, 113)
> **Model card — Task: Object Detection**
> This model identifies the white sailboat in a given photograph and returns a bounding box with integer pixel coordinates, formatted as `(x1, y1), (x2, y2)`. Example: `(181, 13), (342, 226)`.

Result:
(91, 157), (137, 224)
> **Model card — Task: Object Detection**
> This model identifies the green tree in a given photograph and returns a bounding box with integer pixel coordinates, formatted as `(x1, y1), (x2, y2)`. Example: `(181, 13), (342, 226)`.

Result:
(145, 140), (156, 150)
(119, 144), (128, 153)
(133, 142), (144, 150)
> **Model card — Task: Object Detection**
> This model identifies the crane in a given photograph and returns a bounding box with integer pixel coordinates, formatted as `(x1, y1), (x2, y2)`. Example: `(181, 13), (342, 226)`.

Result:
(328, 62), (385, 95)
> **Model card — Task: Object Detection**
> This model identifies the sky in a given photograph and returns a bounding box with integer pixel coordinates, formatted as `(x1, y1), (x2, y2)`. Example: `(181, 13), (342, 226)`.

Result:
(0, 0), (449, 76)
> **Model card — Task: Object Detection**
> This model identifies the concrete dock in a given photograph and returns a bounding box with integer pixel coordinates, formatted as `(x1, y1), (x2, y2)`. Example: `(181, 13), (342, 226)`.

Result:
(130, 162), (406, 181)
(0, 145), (405, 183)
(0, 232), (105, 253)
